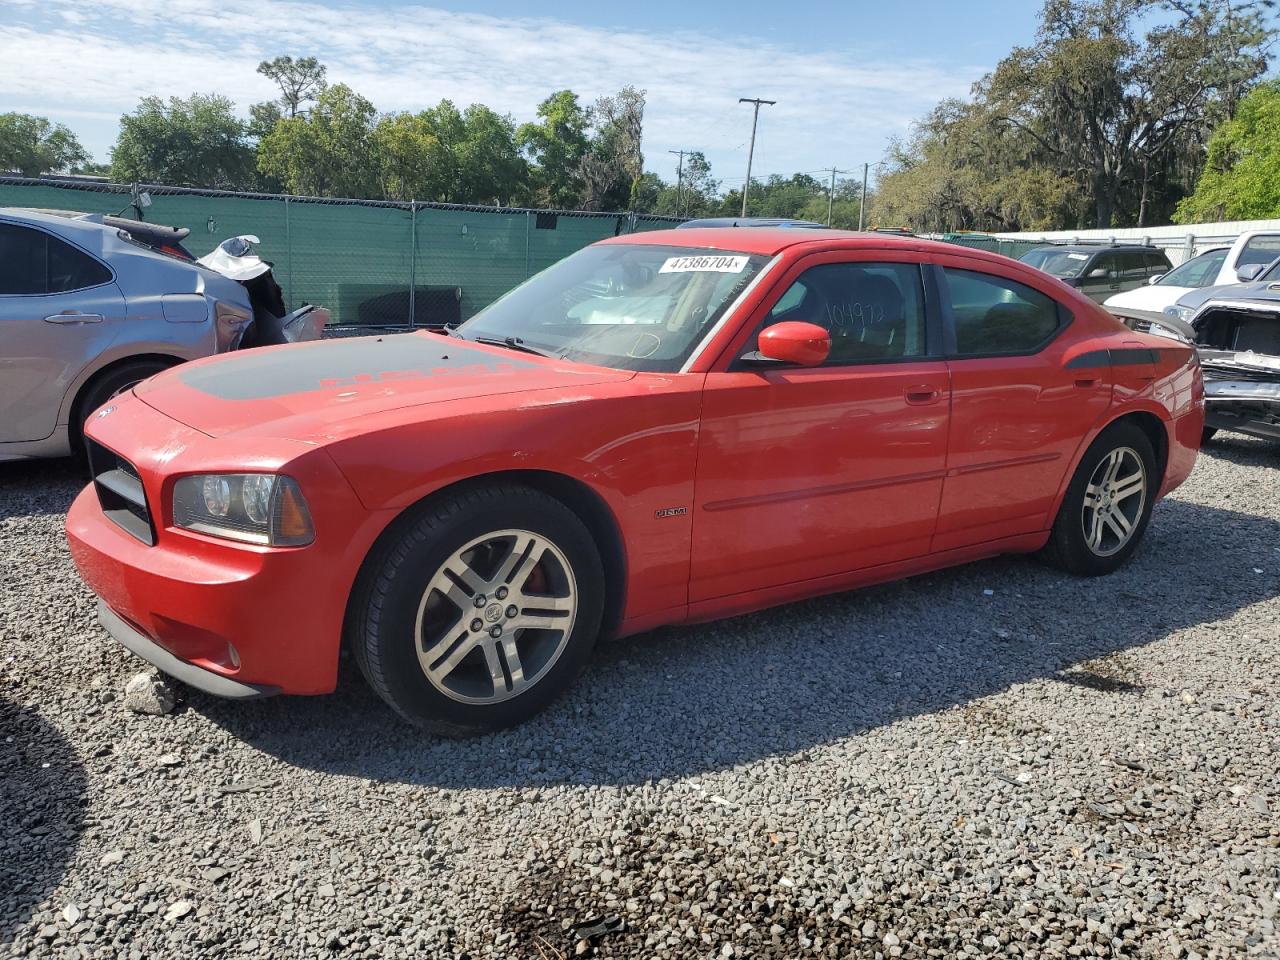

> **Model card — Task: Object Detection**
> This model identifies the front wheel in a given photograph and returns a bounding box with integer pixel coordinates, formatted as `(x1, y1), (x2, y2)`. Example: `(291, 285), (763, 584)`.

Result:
(1044, 421), (1158, 576)
(350, 484), (605, 734)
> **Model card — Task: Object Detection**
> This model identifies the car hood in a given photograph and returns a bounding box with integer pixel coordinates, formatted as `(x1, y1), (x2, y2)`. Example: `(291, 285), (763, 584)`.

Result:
(1176, 279), (1280, 313)
(1103, 284), (1193, 311)
(134, 331), (634, 439)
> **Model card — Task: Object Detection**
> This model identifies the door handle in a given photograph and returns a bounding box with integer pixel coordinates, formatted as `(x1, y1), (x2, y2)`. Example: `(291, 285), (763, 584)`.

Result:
(905, 386), (942, 405)
(1073, 375), (1101, 388)
(44, 312), (104, 324)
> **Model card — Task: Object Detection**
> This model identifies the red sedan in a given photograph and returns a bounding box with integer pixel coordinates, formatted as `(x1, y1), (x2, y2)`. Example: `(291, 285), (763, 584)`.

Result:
(66, 229), (1204, 733)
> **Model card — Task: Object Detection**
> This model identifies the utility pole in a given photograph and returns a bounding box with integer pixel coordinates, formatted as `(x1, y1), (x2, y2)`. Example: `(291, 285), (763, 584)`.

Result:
(825, 166), (852, 227)
(668, 149), (688, 216)
(858, 162), (870, 230)
(738, 97), (775, 217)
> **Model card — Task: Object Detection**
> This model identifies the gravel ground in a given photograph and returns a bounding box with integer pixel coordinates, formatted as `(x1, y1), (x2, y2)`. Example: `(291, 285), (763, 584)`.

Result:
(2, 436), (1278, 960)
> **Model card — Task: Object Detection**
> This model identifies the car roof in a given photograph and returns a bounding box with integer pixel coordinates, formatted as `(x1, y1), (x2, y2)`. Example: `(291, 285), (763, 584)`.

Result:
(676, 217), (827, 230)
(601, 226), (1013, 265)
(1026, 244), (1162, 254)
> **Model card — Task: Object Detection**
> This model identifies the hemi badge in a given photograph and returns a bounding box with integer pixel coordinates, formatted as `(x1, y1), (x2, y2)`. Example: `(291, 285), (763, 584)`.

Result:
(654, 506), (688, 519)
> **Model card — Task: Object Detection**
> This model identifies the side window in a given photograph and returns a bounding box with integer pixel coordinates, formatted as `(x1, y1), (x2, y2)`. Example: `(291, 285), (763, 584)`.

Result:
(0, 223), (49, 295)
(47, 235), (111, 292)
(942, 268), (1063, 357)
(1145, 253), (1169, 273)
(0, 224), (111, 295)
(1238, 235), (1280, 268)
(1121, 251), (1149, 281)
(1088, 253), (1118, 279)
(762, 261), (927, 363)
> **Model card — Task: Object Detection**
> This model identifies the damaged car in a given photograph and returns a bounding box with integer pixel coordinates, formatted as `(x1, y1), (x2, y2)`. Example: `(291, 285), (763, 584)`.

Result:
(0, 210), (326, 462)
(1111, 290), (1280, 444)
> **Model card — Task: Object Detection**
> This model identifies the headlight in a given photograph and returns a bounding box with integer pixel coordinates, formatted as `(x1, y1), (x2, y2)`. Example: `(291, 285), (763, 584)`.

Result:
(1164, 304), (1195, 324)
(172, 474), (314, 546)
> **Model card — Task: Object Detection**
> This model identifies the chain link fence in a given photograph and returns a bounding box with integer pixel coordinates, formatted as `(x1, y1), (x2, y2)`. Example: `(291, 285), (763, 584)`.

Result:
(0, 178), (682, 326)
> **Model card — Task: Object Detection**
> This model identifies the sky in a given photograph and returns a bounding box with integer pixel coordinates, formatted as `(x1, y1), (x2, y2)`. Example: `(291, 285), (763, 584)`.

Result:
(0, 0), (1043, 187)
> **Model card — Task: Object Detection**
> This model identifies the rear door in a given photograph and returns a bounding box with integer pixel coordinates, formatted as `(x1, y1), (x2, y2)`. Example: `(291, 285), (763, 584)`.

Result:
(932, 258), (1113, 551)
(0, 222), (126, 442)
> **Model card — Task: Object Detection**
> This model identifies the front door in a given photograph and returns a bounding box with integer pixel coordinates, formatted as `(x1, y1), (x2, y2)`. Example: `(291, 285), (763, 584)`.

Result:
(0, 222), (125, 442)
(690, 254), (950, 602)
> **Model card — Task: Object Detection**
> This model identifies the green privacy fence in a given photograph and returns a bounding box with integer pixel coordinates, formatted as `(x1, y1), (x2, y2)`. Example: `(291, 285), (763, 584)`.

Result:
(0, 178), (683, 326)
(937, 233), (1046, 260)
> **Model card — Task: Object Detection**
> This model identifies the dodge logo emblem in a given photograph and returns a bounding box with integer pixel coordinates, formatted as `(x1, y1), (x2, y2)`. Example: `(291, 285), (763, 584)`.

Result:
(484, 603), (503, 623)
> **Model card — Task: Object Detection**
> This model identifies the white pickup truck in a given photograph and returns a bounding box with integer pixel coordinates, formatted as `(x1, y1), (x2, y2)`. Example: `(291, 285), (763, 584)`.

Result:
(1104, 230), (1280, 313)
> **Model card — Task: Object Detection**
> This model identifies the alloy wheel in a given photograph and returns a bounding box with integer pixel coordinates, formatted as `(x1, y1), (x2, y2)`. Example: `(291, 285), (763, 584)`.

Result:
(1081, 446), (1147, 558)
(414, 529), (577, 704)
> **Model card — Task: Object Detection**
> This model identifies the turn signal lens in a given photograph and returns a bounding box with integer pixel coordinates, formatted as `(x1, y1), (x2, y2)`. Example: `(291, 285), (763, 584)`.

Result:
(271, 478), (315, 547)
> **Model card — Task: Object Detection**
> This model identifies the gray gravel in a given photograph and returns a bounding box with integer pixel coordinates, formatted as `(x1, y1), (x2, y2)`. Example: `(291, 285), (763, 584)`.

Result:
(2, 435), (1279, 959)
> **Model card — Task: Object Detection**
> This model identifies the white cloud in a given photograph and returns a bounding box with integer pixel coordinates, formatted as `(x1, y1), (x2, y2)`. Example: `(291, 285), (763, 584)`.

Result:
(0, 0), (987, 180)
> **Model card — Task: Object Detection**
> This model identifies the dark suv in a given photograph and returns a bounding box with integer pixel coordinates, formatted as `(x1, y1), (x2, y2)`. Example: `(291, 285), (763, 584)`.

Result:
(1019, 245), (1172, 303)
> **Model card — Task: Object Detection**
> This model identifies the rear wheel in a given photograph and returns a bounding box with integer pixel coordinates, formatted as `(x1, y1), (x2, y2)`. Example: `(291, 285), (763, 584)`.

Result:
(1044, 421), (1158, 576)
(74, 359), (172, 453)
(350, 484), (604, 734)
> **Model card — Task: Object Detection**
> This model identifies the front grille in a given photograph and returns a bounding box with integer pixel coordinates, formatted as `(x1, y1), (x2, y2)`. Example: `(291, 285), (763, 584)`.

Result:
(86, 439), (155, 545)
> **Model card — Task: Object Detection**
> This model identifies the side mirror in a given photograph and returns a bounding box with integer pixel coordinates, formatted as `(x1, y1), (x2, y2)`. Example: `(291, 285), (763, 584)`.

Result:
(1147, 274), (1164, 285)
(1087, 267), (1110, 279)
(1236, 263), (1264, 282)
(751, 321), (831, 366)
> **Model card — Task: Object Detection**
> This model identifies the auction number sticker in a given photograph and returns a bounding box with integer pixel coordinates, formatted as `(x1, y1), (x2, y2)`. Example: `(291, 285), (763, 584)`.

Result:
(659, 254), (749, 274)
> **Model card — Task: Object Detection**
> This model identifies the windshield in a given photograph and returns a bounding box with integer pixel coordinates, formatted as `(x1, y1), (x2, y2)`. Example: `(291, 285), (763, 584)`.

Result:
(1019, 248), (1089, 278)
(459, 244), (772, 372)
(1157, 249), (1228, 287)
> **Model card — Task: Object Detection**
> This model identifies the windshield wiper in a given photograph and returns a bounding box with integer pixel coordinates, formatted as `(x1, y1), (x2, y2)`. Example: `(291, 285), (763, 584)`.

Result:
(471, 335), (561, 359)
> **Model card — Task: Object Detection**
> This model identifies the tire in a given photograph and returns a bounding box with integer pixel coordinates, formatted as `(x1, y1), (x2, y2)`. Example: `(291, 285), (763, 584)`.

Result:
(1201, 427), (1218, 445)
(1044, 421), (1158, 577)
(349, 483), (605, 734)
(74, 359), (172, 451)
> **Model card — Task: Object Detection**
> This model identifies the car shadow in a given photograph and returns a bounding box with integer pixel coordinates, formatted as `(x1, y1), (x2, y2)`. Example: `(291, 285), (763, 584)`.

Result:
(1200, 431), (1279, 467)
(0, 458), (85, 521)
(198, 498), (1279, 788)
(0, 697), (87, 944)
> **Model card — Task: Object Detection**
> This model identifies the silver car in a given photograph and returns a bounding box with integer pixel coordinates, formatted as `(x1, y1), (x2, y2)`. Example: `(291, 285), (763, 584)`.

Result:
(0, 208), (253, 462)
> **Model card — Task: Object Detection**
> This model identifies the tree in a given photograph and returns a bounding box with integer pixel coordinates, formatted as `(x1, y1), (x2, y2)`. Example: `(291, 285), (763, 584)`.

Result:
(870, 0), (1275, 232)
(579, 87), (646, 210)
(110, 94), (255, 189)
(985, 0), (1275, 227)
(1175, 79), (1280, 222)
(456, 105), (528, 205)
(256, 56), (328, 118)
(517, 90), (590, 208)
(0, 113), (89, 176)
(375, 109), (454, 202)
(375, 100), (527, 204)
(257, 84), (380, 198)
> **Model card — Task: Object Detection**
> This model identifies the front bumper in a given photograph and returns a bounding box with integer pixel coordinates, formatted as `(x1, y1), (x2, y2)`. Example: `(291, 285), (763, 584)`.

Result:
(65, 394), (390, 697)
(97, 600), (276, 698)
(1205, 379), (1280, 441)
